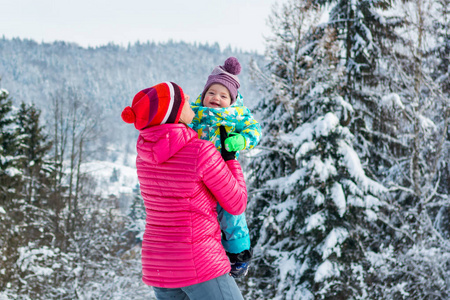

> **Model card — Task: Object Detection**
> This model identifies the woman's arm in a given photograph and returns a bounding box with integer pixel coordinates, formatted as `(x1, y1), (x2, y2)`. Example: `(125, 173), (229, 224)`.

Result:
(199, 142), (247, 215)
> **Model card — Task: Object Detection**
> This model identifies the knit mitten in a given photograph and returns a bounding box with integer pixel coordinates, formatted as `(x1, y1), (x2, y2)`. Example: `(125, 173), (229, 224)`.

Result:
(224, 133), (245, 152)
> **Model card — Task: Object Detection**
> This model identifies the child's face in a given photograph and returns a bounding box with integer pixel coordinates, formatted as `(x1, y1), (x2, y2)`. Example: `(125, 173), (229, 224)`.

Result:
(203, 84), (232, 108)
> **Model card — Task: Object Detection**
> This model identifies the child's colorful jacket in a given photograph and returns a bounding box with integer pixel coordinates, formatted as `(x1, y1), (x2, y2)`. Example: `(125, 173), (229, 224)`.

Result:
(190, 92), (261, 158)
(190, 92), (261, 254)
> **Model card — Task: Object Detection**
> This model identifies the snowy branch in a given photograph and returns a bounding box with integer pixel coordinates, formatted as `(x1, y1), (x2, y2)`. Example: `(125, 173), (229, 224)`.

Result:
(420, 173), (441, 205)
(248, 187), (278, 195)
(378, 216), (415, 243)
(257, 146), (295, 160)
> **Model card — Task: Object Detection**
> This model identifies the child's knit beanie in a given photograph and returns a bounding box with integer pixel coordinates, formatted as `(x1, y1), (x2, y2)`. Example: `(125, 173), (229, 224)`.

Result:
(121, 82), (185, 130)
(201, 57), (241, 105)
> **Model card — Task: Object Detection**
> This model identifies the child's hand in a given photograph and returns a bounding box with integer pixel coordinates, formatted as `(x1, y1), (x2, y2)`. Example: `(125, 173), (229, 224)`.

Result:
(225, 133), (246, 151)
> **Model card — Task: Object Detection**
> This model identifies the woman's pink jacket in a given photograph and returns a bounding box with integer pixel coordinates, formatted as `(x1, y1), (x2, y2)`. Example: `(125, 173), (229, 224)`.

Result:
(136, 124), (248, 288)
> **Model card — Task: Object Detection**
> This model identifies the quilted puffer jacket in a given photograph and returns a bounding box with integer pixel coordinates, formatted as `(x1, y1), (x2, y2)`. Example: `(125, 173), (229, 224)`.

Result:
(136, 123), (248, 288)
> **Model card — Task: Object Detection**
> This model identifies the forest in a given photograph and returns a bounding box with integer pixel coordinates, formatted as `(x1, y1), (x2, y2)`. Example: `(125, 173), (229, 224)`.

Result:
(1, 0), (449, 299)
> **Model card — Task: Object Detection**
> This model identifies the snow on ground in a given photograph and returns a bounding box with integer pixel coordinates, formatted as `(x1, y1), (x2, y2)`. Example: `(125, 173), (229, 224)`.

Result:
(81, 155), (139, 213)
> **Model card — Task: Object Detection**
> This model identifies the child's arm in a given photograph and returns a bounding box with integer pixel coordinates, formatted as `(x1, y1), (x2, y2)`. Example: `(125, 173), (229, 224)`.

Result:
(225, 107), (262, 151)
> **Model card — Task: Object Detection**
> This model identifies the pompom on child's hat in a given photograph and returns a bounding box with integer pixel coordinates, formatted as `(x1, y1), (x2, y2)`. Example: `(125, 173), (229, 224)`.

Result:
(121, 82), (185, 130)
(201, 57), (241, 105)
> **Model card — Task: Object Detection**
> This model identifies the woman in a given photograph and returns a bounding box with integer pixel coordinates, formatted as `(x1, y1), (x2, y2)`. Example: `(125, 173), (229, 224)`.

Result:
(121, 82), (247, 300)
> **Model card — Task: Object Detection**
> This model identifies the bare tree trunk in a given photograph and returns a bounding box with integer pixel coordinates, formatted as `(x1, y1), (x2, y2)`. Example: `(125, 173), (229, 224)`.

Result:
(74, 138), (83, 217)
(346, 0), (354, 102)
(51, 94), (67, 248)
(66, 96), (80, 234)
(412, 0), (424, 199)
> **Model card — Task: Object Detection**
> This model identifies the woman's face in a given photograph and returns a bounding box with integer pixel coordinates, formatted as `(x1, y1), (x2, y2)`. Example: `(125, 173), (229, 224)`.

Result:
(203, 84), (232, 108)
(179, 94), (195, 124)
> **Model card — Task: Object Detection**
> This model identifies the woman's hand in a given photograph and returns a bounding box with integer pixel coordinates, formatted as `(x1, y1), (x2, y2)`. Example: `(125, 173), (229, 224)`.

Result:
(220, 126), (237, 161)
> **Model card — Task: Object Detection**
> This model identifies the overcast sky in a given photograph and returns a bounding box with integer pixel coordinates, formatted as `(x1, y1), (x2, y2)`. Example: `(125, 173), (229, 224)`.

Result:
(1, 0), (277, 54)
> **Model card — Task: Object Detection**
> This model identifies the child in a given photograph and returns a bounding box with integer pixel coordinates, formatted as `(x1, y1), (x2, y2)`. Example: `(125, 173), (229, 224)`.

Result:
(190, 57), (262, 278)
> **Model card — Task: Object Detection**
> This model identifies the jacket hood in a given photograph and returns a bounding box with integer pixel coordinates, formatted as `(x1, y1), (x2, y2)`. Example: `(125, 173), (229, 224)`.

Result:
(137, 124), (198, 164)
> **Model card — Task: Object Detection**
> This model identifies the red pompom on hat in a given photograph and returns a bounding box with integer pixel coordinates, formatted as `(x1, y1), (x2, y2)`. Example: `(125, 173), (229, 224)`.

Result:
(121, 106), (136, 123)
(121, 82), (185, 130)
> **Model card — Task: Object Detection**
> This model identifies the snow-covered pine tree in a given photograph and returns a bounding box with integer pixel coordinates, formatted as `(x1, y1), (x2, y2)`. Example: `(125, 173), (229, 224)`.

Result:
(0, 87), (25, 292)
(15, 102), (53, 205)
(430, 0), (450, 242)
(314, 0), (385, 87)
(313, 0), (407, 180)
(361, 1), (450, 298)
(127, 184), (146, 243)
(245, 1), (386, 299)
(0, 87), (22, 204)
(11, 102), (61, 295)
(0, 99), (67, 298)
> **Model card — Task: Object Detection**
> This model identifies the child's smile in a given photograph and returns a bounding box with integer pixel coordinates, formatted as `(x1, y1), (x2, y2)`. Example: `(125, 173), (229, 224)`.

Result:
(203, 84), (232, 108)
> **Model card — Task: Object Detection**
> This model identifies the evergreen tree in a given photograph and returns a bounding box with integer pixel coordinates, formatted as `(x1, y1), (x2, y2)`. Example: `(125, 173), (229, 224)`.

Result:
(0, 87), (23, 291)
(14, 102), (53, 204)
(128, 184), (146, 222)
(314, 0), (386, 86)
(1, 97), (62, 296)
(245, 1), (385, 298)
(311, 0), (408, 185)
(0, 87), (21, 204)
(431, 0), (450, 232)
(361, 1), (450, 298)
(12, 102), (56, 255)
(127, 184), (146, 243)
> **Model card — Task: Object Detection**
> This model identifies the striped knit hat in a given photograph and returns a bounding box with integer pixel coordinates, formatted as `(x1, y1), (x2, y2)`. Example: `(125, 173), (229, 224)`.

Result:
(121, 82), (185, 130)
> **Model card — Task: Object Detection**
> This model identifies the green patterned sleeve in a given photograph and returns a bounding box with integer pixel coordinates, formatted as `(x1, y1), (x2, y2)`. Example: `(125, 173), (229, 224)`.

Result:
(237, 108), (262, 150)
